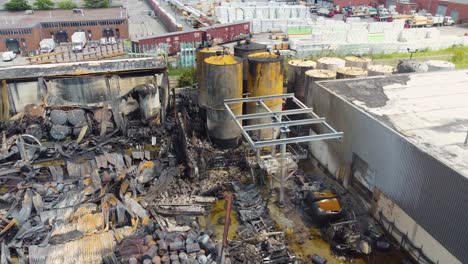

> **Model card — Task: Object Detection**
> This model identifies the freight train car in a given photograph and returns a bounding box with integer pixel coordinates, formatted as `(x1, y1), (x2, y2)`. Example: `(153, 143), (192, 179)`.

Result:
(201, 22), (251, 44)
(136, 30), (203, 55)
(134, 21), (251, 55)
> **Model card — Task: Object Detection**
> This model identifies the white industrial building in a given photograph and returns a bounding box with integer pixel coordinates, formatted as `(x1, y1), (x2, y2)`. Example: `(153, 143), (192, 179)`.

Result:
(306, 70), (468, 263)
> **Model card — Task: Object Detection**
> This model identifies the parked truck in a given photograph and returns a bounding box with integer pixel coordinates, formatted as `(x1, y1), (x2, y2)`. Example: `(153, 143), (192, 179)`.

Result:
(443, 16), (455, 25)
(71, 32), (87, 52)
(406, 15), (455, 27)
(407, 15), (434, 27)
(317, 7), (334, 17)
(39, 38), (55, 54)
(374, 7), (393, 21)
(346, 6), (377, 18)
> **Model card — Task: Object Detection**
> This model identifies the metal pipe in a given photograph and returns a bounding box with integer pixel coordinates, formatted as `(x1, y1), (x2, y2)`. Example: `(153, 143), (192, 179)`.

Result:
(222, 192), (233, 247)
(243, 118), (326, 131)
(292, 97), (340, 134)
(234, 108), (314, 120)
(278, 127), (288, 207)
(224, 93), (295, 104)
(254, 132), (343, 148)
(224, 103), (255, 147)
(219, 192), (233, 264)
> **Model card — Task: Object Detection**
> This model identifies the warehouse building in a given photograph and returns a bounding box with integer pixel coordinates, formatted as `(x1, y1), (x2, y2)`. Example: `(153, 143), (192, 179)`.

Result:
(306, 70), (468, 263)
(316, 0), (467, 21)
(411, 0), (468, 22)
(0, 8), (128, 55)
(385, 0), (468, 21)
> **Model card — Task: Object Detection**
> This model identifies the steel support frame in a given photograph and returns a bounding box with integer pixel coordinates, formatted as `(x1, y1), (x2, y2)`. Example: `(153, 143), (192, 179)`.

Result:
(224, 94), (343, 207)
(224, 93), (343, 149)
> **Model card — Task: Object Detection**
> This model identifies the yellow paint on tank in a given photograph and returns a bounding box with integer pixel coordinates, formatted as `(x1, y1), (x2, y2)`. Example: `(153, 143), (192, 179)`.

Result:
(204, 54), (239, 65)
(247, 52), (283, 107)
(246, 52), (284, 140)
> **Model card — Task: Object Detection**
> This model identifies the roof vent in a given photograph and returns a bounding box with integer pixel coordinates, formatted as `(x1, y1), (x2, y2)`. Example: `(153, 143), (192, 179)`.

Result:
(72, 9), (84, 16)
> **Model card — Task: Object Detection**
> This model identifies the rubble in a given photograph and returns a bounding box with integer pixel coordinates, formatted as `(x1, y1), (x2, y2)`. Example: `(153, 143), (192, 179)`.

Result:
(226, 183), (296, 264)
(0, 61), (411, 264)
(0, 92), (225, 264)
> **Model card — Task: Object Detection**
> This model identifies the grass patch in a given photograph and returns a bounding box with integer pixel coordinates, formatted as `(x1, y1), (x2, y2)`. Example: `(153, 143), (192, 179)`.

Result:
(367, 45), (468, 60)
(168, 67), (197, 87)
(168, 67), (195, 77)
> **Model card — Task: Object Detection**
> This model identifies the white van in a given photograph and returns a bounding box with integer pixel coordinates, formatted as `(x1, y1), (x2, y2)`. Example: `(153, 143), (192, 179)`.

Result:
(2, 51), (17, 62)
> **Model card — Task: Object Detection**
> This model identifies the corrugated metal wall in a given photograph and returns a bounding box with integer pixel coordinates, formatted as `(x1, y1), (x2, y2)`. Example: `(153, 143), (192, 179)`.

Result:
(307, 81), (468, 263)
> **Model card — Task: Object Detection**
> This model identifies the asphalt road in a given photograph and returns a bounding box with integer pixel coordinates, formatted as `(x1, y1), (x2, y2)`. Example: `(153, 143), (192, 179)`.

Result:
(152, 0), (193, 32)
(114, 0), (168, 39)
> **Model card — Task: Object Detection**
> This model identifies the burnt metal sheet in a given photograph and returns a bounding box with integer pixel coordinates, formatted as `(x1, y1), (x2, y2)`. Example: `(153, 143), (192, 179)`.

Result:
(49, 166), (64, 183)
(29, 231), (116, 264)
(40, 208), (75, 224)
(95, 155), (109, 169)
(66, 161), (81, 178)
(0, 58), (166, 81)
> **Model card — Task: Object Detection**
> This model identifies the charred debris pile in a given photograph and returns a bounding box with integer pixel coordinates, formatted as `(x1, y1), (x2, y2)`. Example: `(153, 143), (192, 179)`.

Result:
(0, 85), (297, 264)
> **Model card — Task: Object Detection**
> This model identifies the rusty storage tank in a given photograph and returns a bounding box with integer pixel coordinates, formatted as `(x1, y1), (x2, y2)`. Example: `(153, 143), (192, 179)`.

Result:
(287, 60), (317, 103)
(367, 65), (395, 76)
(247, 52), (284, 140)
(234, 40), (267, 92)
(317, 57), (346, 71)
(196, 46), (226, 109)
(204, 55), (243, 148)
(304, 69), (336, 105)
(344, 56), (372, 69)
(336, 67), (368, 79)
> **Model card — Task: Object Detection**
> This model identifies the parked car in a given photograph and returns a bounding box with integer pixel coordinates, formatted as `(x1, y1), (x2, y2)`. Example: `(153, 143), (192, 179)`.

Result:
(309, 5), (318, 13)
(108, 37), (117, 45)
(89, 41), (99, 48)
(100, 37), (117, 45)
(2, 51), (17, 62)
(100, 37), (107, 46)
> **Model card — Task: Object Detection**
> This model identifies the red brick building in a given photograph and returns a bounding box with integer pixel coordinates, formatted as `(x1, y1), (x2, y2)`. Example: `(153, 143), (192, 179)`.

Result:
(409, 0), (468, 22)
(0, 8), (129, 55)
(316, 0), (467, 21)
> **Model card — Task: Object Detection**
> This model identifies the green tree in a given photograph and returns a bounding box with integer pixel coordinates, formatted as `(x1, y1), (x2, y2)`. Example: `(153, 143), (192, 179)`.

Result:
(177, 68), (197, 87)
(4, 0), (31, 11)
(33, 0), (54, 9)
(57, 0), (77, 9)
(83, 0), (109, 8)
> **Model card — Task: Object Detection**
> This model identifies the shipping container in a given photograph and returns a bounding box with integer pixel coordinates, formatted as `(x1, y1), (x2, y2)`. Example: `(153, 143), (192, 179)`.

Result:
(201, 21), (251, 44)
(138, 30), (203, 55)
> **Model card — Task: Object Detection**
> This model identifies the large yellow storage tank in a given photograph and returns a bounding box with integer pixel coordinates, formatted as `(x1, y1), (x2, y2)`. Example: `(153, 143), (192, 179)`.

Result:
(196, 46), (225, 109)
(204, 55), (243, 148)
(247, 52), (284, 140)
(234, 40), (267, 93)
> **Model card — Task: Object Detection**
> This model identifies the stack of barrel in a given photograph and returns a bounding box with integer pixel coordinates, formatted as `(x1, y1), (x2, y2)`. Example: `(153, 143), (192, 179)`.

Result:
(196, 41), (285, 148)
